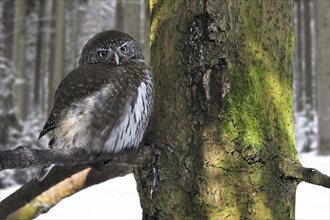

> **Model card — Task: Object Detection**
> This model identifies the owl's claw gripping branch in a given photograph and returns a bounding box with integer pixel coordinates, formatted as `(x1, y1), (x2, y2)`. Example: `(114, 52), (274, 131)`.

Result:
(0, 145), (153, 171)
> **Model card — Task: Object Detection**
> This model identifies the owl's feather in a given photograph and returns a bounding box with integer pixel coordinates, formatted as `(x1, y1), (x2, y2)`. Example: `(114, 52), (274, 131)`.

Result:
(39, 62), (151, 152)
(37, 30), (153, 181)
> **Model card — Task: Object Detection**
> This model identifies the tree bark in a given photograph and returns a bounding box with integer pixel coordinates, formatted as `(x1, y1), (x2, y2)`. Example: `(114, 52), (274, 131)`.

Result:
(135, 0), (299, 219)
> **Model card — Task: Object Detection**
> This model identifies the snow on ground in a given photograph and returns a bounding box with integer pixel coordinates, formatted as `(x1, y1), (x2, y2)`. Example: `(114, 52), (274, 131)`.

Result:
(296, 153), (330, 220)
(0, 184), (21, 201)
(1, 153), (329, 219)
(0, 174), (142, 220)
(36, 174), (142, 219)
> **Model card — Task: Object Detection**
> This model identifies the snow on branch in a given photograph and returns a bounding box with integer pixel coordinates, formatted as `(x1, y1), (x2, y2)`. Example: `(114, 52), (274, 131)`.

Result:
(0, 145), (152, 171)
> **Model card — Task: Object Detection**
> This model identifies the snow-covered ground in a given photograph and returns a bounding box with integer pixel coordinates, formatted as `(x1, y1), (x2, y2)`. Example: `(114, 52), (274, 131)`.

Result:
(1, 152), (329, 219)
(0, 174), (142, 220)
(296, 153), (330, 220)
(35, 174), (142, 219)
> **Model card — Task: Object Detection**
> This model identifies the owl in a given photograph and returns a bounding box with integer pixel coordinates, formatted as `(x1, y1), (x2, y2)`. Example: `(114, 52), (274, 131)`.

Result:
(37, 30), (153, 180)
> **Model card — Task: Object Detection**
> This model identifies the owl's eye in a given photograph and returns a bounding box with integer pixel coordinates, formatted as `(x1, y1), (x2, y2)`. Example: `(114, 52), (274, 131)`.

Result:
(98, 51), (107, 58)
(120, 45), (128, 54)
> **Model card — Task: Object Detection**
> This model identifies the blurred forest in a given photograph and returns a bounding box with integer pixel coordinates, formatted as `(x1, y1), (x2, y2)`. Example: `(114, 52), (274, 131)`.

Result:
(0, 0), (149, 186)
(293, 0), (329, 155)
(0, 0), (329, 186)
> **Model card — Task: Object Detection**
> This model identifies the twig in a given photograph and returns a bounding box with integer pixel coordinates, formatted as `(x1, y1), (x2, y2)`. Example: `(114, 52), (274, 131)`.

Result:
(279, 159), (330, 188)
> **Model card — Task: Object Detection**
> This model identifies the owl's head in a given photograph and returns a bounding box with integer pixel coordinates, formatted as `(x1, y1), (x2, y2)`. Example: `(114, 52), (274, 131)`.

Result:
(78, 30), (145, 66)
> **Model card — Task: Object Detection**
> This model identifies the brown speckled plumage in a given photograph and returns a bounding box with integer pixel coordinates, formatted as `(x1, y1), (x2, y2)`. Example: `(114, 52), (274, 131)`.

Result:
(37, 30), (153, 180)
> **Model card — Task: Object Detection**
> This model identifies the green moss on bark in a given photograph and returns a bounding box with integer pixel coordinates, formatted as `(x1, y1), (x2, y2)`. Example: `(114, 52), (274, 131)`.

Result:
(135, 0), (298, 219)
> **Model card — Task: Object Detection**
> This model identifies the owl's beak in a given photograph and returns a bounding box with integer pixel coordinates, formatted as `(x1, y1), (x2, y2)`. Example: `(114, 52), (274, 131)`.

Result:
(114, 52), (119, 65)
(107, 50), (120, 65)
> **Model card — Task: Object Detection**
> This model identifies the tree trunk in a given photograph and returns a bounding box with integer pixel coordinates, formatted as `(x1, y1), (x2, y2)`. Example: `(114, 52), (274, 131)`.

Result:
(33, 0), (46, 109)
(40, 0), (51, 117)
(2, 0), (14, 62)
(302, 1), (314, 110)
(13, 0), (27, 120)
(0, 0), (20, 147)
(135, 0), (298, 219)
(47, 0), (65, 114)
(293, 1), (304, 112)
(115, 0), (124, 31)
(52, 0), (66, 97)
(47, 1), (55, 114)
(314, 0), (330, 155)
(65, 0), (79, 73)
(123, 0), (143, 43)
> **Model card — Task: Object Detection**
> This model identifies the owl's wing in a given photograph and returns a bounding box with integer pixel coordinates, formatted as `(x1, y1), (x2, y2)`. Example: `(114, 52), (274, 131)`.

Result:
(38, 63), (140, 140)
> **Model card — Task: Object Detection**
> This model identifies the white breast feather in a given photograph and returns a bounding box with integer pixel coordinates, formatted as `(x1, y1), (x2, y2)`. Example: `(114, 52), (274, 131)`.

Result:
(102, 81), (149, 153)
(52, 78), (152, 154)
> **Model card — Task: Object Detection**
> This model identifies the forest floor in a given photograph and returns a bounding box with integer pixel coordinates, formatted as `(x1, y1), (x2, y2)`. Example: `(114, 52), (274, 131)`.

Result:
(0, 152), (329, 219)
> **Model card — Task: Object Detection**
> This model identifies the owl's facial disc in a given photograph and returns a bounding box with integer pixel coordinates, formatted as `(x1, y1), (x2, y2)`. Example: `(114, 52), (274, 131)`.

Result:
(78, 30), (145, 66)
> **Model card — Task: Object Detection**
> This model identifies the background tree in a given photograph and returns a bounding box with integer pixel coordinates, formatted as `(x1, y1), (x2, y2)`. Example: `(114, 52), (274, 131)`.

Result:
(293, 0), (330, 155)
(33, 0), (45, 111)
(314, 0), (330, 155)
(51, 0), (66, 111)
(0, 0), (20, 148)
(13, 0), (27, 120)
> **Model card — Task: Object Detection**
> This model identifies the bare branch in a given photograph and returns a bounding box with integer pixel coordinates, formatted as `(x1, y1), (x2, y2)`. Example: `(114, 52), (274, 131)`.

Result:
(9, 165), (132, 219)
(279, 159), (330, 188)
(0, 145), (153, 219)
(1, 165), (87, 220)
(0, 145), (152, 171)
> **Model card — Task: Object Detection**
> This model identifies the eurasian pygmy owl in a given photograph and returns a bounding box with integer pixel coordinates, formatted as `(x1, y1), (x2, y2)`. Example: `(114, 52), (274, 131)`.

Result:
(37, 30), (153, 180)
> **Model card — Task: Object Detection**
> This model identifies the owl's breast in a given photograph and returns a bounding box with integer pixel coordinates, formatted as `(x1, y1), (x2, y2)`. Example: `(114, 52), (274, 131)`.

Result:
(101, 77), (153, 153)
(52, 74), (153, 154)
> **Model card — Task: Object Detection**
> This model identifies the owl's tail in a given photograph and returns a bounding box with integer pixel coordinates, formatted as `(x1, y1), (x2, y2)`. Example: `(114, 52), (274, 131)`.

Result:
(36, 164), (55, 181)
